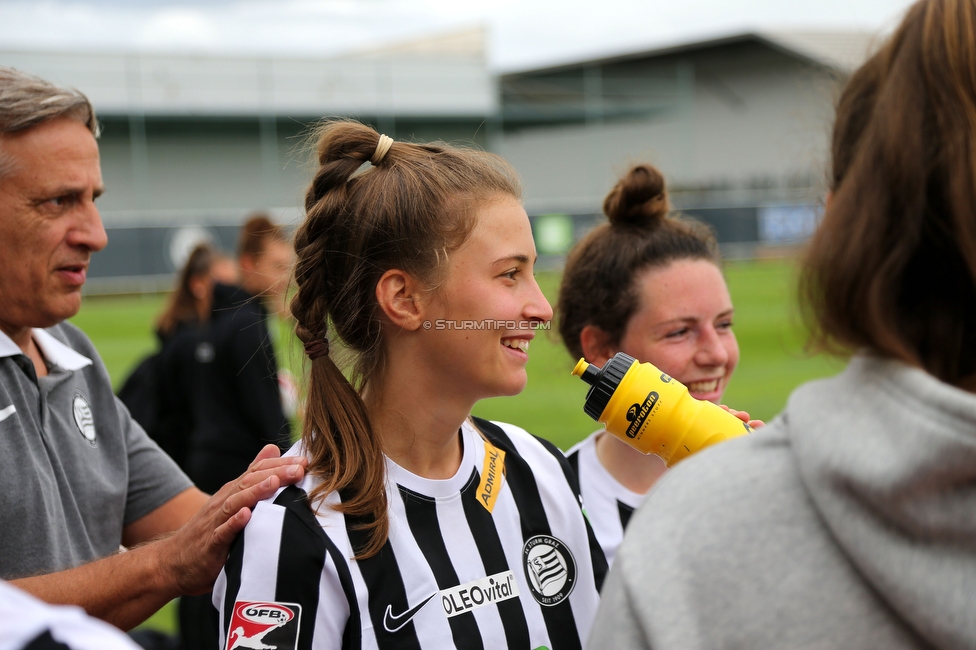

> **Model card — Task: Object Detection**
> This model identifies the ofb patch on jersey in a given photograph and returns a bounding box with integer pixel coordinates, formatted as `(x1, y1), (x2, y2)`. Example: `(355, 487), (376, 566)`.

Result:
(72, 392), (97, 447)
(522, 535), (577, 607)
(225, 601), (301, 650)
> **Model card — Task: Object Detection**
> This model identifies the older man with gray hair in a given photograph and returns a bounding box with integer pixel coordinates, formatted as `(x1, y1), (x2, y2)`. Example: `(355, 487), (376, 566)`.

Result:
(0, 66), (305, 631)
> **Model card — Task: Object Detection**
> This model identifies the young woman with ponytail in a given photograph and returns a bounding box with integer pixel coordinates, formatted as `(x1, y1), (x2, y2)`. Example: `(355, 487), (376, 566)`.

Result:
(589, 1), (976, 647)
(214, 122), (605, 650)
(557, 163), (748, 567)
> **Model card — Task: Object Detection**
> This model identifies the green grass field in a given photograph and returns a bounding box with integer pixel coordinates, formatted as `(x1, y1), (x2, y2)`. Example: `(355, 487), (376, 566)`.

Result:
(68, 256), (842, 634)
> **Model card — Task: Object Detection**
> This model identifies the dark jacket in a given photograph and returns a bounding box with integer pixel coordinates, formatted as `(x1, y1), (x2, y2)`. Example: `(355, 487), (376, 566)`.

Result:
(185, 283), (290, 494)
(118, 322), (204, 470)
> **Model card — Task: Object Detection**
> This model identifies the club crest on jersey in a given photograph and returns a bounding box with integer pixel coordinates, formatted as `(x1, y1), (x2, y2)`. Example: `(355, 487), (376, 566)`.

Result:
(72, 392), (97, 447)
(225, 601), (301, 650)
(522, 535), (577, 607)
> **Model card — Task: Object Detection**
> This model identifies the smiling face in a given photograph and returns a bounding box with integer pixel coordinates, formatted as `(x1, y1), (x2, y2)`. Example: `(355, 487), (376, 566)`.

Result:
(618, 258), (739, 403)
(421, 194), (553, 401)
(0, 117), (107, 342)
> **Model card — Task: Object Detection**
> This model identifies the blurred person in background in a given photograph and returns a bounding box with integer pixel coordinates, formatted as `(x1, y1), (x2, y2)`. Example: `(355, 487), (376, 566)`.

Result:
(557, 163), (753, 567)
(588, 0), (976, 647)
(184, 214), (294, 495)
(155, 244), (238, 343)
(0, 66), (304, 632)
(178, 216), (294, 650)
(118, 242), (237, 470)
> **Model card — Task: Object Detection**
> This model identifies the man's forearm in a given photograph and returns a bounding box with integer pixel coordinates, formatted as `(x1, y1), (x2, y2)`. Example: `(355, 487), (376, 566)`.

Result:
(11, 536), (181, 631)
(10, 446), (305, 631)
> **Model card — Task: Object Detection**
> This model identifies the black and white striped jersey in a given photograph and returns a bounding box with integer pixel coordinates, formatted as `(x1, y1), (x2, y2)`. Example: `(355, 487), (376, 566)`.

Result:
(565, 431), (651, 567)
(0, 580), (141, 650)
(214, 417), (607, 650)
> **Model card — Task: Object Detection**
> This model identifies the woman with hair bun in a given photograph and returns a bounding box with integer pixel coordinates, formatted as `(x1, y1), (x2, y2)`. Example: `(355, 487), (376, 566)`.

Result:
(214, 121), (605, 650)
(558, 163), (750, 567)
(589, 1), (976, 647)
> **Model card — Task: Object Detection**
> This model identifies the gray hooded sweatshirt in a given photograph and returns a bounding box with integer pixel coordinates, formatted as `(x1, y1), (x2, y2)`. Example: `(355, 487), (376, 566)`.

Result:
(587, 356), (976, 649)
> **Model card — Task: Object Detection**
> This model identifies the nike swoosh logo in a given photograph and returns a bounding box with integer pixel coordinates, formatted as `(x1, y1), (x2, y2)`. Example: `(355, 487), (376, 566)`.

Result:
(0, 405), (15, 422)
(383, 593), (436, 633)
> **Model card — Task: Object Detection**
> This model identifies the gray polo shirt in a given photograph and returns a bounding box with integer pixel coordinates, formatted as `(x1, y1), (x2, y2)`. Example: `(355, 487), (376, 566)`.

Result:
(0, 322), (192, 579)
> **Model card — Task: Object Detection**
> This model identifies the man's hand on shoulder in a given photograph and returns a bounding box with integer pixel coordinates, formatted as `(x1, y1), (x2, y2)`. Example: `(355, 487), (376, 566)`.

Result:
(155, 444), (307, 596)
(14, 445), (306, 630)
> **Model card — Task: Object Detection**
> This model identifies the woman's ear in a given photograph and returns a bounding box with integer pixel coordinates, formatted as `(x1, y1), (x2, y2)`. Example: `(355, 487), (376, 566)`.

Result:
(375, 269), (425, 330)
(580, 324), (616, 368)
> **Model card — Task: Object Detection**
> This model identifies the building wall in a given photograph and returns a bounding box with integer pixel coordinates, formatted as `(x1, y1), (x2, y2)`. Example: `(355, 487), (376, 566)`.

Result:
(85, 115), (492, 292)
(95, 115), (492, 227)
(96, 117), (306, 225)
(497, 41), (841, 215)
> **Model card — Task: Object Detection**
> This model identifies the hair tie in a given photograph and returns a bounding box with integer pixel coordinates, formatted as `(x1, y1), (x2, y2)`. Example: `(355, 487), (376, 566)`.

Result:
(371, 134), (394, 165)
(304, 338), (330, 360)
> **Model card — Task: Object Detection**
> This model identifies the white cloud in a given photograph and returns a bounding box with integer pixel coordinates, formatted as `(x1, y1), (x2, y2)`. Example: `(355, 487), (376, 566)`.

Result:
(0, 0), (915, 69)
(137, 8), (218, 50)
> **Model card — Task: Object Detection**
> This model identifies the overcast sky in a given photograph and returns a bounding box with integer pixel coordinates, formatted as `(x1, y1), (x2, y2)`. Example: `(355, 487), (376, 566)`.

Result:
(0, 0), (915, 71)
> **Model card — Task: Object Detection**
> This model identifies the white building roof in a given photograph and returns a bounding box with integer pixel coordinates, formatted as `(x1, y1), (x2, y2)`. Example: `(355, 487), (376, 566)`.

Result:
(757, 30), (882, 73)
(504, 29), (881, 76)
(0, 27), (494, 118)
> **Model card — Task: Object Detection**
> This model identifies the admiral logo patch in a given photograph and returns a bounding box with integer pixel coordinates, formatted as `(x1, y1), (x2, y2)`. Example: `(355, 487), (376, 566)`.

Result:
(226, 601), (301, 650)
(522, 535), (577, 607)
(477, 440), (506, 513)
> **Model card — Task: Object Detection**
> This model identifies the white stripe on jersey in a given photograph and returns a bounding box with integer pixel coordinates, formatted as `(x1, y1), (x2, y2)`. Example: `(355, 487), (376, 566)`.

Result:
(215, 499), (287, 650)
(314, 491), (367, 650)
(428, 479), (508, 645)
(217, 419), (603, 650)
(565, 431), (651, 567)
(239, 501), (286, 599)
(385, 477), (457, 643)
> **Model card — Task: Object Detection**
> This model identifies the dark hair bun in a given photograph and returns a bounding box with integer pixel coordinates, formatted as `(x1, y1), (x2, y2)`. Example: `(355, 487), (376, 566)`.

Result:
(602, 164), (669, 228)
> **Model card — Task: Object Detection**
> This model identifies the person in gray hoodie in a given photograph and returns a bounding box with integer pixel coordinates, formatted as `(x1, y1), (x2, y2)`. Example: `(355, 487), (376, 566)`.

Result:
(587, 1), (976, 648)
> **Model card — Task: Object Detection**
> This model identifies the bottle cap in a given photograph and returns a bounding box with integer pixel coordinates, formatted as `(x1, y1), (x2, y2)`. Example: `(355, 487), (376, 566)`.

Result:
(573, 352), (637, 421)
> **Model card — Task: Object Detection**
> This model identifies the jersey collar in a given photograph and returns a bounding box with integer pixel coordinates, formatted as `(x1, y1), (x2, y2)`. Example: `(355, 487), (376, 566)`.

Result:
(0, 327), (93, 371)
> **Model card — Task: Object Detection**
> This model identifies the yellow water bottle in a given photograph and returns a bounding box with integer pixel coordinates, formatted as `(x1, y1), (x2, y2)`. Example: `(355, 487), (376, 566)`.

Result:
(572, 352), (752, 466)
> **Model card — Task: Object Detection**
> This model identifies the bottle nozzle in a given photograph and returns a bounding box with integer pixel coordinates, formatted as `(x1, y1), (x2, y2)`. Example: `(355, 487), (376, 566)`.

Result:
(572, 358), (602, 386)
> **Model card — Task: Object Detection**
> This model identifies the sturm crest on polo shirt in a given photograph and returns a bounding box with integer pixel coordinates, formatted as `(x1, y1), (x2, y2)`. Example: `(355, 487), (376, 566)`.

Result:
(71, 391), (97, 447)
